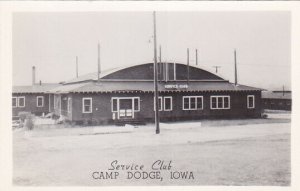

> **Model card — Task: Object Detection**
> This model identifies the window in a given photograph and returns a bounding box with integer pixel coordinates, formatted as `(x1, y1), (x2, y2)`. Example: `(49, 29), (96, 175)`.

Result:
(183, 96), (203, 110)
(164, 97), (173, 111)
(37, 96), (44, 107)
(67, 98), (72, 113)
(111, 98), (118, 112)
(210, 96), (230, 109)
(154, 97), (163, 111)
(82, 98), (92, 113)
(12, 97), (17, 108)
(18, 97), (25, 107)
(247, 95), (255, 109)
(134, 97), (140, 111)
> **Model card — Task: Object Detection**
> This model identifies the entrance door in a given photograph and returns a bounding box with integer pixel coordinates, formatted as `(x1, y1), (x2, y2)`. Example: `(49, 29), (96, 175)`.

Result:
(118, 99), (133, 119)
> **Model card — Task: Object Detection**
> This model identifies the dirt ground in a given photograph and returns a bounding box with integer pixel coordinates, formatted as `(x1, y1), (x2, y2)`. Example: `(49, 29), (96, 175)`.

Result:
(13, 112), (291, 186)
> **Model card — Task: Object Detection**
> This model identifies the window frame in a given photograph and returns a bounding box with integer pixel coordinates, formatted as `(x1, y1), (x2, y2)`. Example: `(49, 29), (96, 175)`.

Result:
(12, 97), (17, 108)
(18, 96), (25, 108)
(133, 97), (140, 112)
(111, 98), (118, 112)
(67, 97), (72, 113)
(82, 97), (92, 113)
(182, 96), (203, 110)
(36, 96), (44, 107)
(210, 95), (230, 110)
(163, 96), (173, 111)
(154, 96), (163, 111)
(247, 95), (255, 109)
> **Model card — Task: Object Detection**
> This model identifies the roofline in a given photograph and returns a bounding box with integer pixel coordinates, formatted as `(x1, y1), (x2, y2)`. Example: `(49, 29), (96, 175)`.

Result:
(63, 62), (227, 85)
(69, 89), (262, 94)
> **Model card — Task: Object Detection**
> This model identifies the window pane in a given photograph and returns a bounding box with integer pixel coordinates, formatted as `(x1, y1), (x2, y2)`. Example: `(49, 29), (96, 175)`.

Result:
(85, 106), (90, 112)
(165, 97), (171, 110)
(217, 97), (223, 108)
(248, 97), (254, 108)
(134, 98), (139, 111)
(12, 98), (17, 107)
(183, 97), (189, 109)
(84, 99), (90, 106)
(37, 97), (43, 106)
(224, 97), (229, 108)
(112, 99), (117, 111)
(197, 97), (202, 109)
(190, 97), (196, 109)
(211, 97), (217, 108)
(19, 98), (24, 107)
(158, 97), (162, 111)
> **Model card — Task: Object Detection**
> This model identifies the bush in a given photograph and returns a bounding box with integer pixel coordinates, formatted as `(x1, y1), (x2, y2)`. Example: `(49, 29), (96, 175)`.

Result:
(18, 112), (31, 122)
(25, 114), (35, 130)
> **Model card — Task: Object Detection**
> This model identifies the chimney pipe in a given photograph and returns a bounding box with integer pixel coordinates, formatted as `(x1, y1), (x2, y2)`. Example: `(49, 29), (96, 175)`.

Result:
(234, 49), (238, 86)
(97, 42), (101, 81)
(76, 56), (78, 78)
(196, 49), (198, 66)
(32, 66), (36, 86)
(187, 48), (190, 84)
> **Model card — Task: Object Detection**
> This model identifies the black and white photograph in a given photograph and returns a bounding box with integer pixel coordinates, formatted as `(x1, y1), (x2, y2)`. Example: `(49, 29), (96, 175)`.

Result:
(0, 1), (299, 190)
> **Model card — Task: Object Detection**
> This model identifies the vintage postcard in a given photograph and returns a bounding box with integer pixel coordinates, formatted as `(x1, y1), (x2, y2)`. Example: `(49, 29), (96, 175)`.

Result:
(0, 1), (299, 191)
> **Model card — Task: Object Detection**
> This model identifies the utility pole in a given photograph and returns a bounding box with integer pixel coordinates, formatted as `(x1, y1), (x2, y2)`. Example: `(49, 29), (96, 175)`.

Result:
(76, 56), (78, 78)
(195, 49), (198, 66)
(153, 11), (160, 134)
(98, 42), (101, 81)
(283, 85), (285, 96)
(187, 48), (190, 84)
(213, 66), (221, 73)
(234, 49), (238, 85)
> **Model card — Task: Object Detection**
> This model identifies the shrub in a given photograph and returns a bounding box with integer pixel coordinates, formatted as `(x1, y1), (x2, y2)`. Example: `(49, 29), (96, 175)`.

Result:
(25, 114), (35, 130)
(18, 112), (31, 122)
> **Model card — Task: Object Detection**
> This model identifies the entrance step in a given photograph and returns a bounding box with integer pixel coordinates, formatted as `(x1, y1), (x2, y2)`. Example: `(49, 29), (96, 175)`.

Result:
(114, 118), (146, 126)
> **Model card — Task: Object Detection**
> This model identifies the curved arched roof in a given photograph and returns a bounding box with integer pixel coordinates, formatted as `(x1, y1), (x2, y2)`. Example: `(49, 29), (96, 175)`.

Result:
(64, 63), (225, 84)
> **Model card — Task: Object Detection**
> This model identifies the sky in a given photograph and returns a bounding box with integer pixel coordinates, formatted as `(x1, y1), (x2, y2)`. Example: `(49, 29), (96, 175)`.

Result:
(12, 11), (291, 90)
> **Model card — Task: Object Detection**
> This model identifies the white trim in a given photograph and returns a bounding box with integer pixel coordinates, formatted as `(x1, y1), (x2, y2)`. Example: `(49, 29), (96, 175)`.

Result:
(111, 98), (118, 112)
(247, 95), (255, 109)
(67, 97), (72, 113)
(82, 97), (92, 113)
(163, 96), (173, 111)
(111, 97), (140, 119)
(154, 96), (163, 111)
(12, 97), (17, 108)
(18, 96), (25, 107)
(36, 96), (44, 107)
(182, 96), (203, 110)
(210, 95), (230, 110)
(133, 97), (140, 112)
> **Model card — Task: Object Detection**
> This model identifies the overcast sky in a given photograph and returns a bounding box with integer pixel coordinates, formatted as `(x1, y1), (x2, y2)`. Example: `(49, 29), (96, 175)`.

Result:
(13, 11), (291, 90)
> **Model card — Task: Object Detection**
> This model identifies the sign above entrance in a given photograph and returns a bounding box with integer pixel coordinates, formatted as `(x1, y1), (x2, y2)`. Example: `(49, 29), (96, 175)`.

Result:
(164, 84), (189, 89)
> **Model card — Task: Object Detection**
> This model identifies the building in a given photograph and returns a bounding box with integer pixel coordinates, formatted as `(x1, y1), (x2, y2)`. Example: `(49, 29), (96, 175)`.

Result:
(46, 62), (263, 125)
(12, 83), (60, 119)
(262, 91), (292, 111)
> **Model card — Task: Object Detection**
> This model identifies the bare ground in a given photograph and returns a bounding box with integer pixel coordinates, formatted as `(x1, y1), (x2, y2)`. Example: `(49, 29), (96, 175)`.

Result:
(13, 114), (291, 186)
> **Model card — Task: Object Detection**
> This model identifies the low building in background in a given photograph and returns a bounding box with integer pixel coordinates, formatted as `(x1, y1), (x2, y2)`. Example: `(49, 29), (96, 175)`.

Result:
(262, 91), (292, 111)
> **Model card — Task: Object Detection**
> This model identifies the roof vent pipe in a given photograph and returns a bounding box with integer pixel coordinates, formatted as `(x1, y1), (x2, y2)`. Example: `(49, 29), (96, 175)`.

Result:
(234, 49), (238, 86)
(32, 66), (36, 86)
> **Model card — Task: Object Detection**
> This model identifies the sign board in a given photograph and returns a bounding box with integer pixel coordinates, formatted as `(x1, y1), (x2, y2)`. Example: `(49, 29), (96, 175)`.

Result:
(164, 84), (189, 89)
